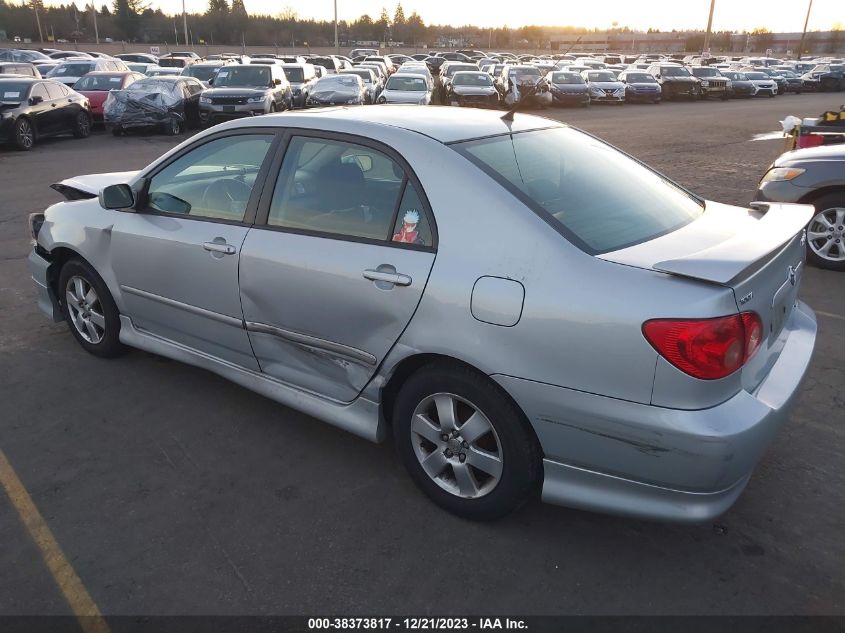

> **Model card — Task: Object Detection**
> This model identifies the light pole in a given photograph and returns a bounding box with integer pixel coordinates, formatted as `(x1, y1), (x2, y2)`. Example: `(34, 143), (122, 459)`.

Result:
(797, 0), (813, 60)
(333, 0), (339, 54)
(33, 1), (44, 44)
(91, 2), (99, 45)
(702, 0), (715, 54)
(182, 0), (189, 51)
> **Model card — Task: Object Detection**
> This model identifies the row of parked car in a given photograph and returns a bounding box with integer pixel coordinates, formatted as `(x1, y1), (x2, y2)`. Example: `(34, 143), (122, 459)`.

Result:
(2, 46), (844, 149)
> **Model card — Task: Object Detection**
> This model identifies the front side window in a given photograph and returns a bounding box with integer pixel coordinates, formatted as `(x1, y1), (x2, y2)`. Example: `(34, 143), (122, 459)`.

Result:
(453, 128), (703, 254)
(268, 136), (431, 245)
(145, 135), (274, 222)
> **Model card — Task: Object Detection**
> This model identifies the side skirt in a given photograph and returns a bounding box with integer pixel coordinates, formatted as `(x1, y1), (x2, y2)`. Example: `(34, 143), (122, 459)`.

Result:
(118, 315), (386, 443)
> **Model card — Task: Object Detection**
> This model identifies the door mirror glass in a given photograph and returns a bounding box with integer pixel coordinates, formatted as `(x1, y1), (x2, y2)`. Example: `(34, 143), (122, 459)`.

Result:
(274, 78), (281, 86)
(99, 184), (135, 210)
(29, 95), (43, 105)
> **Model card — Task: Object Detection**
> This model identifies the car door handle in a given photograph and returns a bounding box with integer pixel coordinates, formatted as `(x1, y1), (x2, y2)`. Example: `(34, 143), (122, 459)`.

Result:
(203, 241), (237, 255)
(363, 269), (412, 286)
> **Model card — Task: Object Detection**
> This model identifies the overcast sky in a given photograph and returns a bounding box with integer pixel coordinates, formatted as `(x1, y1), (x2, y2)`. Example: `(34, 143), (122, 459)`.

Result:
(41, 0), (843, 32)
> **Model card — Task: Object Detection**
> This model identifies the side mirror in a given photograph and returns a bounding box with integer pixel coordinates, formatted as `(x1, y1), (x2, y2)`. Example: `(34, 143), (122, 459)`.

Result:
(208, 78), (213, 85)
(274, 78), (281, 86)
(99, 184), (135, 210)
(29, 95), (43, 105)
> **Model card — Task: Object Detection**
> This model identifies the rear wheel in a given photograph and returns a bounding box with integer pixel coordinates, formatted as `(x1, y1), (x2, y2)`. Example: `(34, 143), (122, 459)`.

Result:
(806, 194), (845, 271)
(58, 258), (127, 357)
(393, 363), (541, 521)
(13, 117), (34, 150)
(72, 111), (91, 138)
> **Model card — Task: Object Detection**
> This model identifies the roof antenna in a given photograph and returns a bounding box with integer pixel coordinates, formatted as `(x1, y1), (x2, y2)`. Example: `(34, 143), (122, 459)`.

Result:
(501, 81), (538, 122)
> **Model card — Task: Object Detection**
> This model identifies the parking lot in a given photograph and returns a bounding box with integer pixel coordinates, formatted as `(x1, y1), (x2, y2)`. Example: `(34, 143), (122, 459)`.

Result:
(1, 93), (844, 616)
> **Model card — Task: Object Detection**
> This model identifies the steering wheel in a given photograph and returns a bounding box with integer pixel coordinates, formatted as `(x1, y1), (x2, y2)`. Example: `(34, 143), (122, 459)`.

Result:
(201, 178), (253, 215)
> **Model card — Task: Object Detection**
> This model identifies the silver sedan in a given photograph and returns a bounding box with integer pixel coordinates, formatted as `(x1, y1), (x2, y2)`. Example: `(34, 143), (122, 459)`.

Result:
(29, 107), (816, 522)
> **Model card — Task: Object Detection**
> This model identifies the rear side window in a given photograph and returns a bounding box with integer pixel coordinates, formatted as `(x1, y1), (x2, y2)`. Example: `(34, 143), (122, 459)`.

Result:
(453, 128), (703, 254)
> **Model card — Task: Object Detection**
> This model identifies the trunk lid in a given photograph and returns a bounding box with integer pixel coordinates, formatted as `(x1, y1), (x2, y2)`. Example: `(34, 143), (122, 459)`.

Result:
(601, 201), (814, 391)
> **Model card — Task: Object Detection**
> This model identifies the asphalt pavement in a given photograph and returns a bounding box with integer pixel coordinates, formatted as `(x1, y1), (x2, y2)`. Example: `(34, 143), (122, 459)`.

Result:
(0, 93), (843, 617)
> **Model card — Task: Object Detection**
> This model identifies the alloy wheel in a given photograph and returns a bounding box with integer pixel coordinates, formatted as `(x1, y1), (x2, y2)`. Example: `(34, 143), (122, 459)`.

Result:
(76, 112), (90, 136)
(410, 393), (503, 499)
(65, 275), (106, 344)
(808, 207), (845, 262)
(17, 119), (34, 149)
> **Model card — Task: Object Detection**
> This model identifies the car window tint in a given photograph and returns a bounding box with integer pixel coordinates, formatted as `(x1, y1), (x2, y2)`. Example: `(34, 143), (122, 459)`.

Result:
(390, 183), (432, 247)
(44, 82), (65, 100)
(268, 136), (405, 241)
(146, 135), (274, 222)
(454, 128), (703, 255)
(30, 83), (49, 101)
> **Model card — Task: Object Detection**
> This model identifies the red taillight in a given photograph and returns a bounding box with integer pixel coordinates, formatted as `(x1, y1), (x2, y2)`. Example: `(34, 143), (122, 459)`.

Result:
(642, 312), (763, 380)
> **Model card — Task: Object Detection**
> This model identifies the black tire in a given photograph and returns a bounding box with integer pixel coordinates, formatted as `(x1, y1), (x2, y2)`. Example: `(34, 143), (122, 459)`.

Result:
(393, 363), (541, 521)
(111, 126), (123, 136)
(58, 258), (128, 358)
(269, 102), (277, 113)
(72, 111), (91, 138)
(13, 117), (35, 151)
(805, 193), (845, 272)
(163, 116), (182, 136)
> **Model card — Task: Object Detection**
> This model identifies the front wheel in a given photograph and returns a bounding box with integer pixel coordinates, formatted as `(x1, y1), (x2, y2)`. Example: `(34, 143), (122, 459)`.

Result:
(393, 363), (541, 520)
(806, 195), (845, 271)
(58, 258), (127, 357)
(72, 111), (91, 138)
(13, 117), (35, 150)
(162, 116), (182, 136)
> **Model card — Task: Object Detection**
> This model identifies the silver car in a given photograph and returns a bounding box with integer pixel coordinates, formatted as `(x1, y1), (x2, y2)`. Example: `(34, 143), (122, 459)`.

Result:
(29, 107), (816, 522)
(376, 73), (432, 104)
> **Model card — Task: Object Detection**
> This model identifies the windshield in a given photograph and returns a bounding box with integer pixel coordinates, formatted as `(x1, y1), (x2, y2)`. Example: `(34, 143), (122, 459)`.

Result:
(725, 72), (747, 80)
(311, 57), (336, 69)
(586, 71), (615, 82)
(661, 66), (690, 77)
(445, 65), (477, 78)
(453, 128), (703, 255)
(510, 67), (541, 82)
(50, 63), (93, 77)
(74, 74), (125, 90)
(0, 82), (29, 102)
(692, 67), (719, 77)
(342, 70), (372, 82)
(127, 79), (179, 94)
(184, 65), (219, 81)
(212, 66), (271, 87)
(386, 76), (425, 91)
(283, 67), (304, 82)
(745, 72), (767, 80)
(452, 73), (492, 86)
(624, 73), (655, 82)
(551, 72), (584, 84)
(315, 75), (359, 90)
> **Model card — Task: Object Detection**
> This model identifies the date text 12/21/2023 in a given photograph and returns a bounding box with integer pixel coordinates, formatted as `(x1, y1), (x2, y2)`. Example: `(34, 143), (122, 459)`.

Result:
(307, 618), (528, 630)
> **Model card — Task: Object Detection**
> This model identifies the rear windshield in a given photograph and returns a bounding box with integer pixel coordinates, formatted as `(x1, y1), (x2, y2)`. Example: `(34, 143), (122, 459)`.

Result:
(51, 63), (93, 76)
(452, 128), (703, 254)
(74, 74), (125, 90)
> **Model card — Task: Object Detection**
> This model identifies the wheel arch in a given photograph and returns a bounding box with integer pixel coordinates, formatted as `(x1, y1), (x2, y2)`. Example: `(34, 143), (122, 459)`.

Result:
(45, 246), (90, 304)
(798, 185), (845, 207)
(379, 352), (543, 454)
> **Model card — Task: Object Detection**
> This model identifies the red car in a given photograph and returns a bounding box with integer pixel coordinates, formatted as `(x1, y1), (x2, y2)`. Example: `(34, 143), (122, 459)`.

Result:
(72, 71), (145, 122)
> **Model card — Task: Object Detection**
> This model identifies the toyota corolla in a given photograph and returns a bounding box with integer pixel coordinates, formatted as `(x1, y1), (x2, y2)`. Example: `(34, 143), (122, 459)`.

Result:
(28, 107), (816, 522)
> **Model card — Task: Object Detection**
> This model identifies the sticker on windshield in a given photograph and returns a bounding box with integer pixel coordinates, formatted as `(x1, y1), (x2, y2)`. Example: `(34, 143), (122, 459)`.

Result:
(109, 77), (121, 82)
(3, 91), (20, 98)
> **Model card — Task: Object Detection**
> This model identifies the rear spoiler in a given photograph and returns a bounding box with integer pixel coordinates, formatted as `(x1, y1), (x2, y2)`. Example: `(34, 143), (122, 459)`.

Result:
(653, 202), (815, 285)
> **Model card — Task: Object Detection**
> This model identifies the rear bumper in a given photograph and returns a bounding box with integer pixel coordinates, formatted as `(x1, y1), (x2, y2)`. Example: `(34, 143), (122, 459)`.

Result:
(495, 302), (816, 522)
